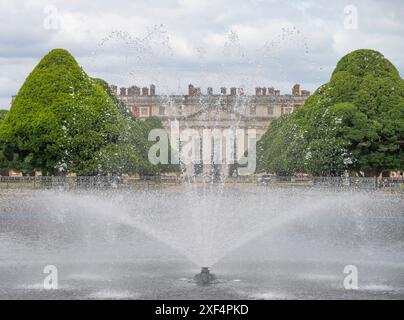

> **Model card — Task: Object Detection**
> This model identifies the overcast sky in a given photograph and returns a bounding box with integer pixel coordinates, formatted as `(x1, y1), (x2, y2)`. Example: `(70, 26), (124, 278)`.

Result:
(1, 0), (403, 108)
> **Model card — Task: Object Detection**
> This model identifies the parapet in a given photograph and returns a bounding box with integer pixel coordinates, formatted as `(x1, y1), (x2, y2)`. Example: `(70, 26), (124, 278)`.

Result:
(115, 84), (156, 97)
(111, 83), (310, 98)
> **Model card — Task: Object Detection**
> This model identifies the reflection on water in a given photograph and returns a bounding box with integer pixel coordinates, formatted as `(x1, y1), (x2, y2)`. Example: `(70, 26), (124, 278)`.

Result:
(0, 188), (403, 299)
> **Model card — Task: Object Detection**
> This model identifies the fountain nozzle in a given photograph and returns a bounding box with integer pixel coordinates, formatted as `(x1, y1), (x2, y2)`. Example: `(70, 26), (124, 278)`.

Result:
(194, 267), (216, 285)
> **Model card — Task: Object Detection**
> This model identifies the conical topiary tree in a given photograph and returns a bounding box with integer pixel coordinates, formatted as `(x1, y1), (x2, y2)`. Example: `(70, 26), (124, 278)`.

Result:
(0, 49), (130, 175)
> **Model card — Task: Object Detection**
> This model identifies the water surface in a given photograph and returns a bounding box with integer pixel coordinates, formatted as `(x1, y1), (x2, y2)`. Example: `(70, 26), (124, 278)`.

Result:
(0, 188), (403, 299)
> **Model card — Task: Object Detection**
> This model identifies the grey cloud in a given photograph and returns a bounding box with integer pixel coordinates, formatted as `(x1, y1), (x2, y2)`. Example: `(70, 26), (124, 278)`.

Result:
(0, 0), (403, 109)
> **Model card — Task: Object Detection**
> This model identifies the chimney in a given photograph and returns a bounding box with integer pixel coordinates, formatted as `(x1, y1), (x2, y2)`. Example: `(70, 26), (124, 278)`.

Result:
(292, 84), (300, 96)
(120, 87), (127, 96)
(127, 86), (136, 96)
(230, 87), (236, 95)
(110, 85), (117, 95)
(237, 88), (244, 95)
(150, 84), (156, 96)
(142, 87), (149, 96)
(134, 86), (140, 96)
(262, 87), (267, 96)
(267, 87), (274, 95)
(274, 90), (280, 96)
(188, 84), (194, 96)
(207, 87), (213, 95)
(255, 87), (261, 95)
(220, 87), (227, 95)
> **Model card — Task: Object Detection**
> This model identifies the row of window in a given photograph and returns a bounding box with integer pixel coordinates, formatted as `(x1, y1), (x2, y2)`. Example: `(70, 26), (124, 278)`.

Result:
(249, 106), (294, 115)
(137, 106), (294, 117)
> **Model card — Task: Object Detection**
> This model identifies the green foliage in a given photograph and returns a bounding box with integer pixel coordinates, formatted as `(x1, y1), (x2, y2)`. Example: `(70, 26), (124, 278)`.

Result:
(0, 110), (7, 123)
(257, 49), (404, 176)
(0, 49), (177, 176)
(92, 77), (128, 113)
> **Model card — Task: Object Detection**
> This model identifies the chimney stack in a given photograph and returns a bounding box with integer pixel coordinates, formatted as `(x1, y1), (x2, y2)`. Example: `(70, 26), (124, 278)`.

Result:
(188, 84), (194, 96)
(255, 87), (261, 95)
(220, 87), (227, 95)
(142, 87), (149, 96)
(127, 86), (136, 96)
(120, 87), (127, 96)
(207, 87), (213, 95)
(110, 85), (117, 95)
(262, 87), (267, 96)
(150, 84), (156, 96)
(230, 87), (236, 95)
(292, 84), (300, 96)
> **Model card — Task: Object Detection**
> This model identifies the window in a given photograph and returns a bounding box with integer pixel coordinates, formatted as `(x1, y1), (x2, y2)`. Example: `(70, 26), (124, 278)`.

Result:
(249, 106), (256, 115)
(140, 107), (149, 117)
(284, 107), (293, 114)
(159, 106), (165, 115)
(268, 106), (274, 115)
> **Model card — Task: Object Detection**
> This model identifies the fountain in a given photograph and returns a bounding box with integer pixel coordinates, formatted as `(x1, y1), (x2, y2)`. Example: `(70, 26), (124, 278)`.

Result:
(0, 186), (403, 300)
(194, 267), (216, 285)
(0, 28), (403, 299)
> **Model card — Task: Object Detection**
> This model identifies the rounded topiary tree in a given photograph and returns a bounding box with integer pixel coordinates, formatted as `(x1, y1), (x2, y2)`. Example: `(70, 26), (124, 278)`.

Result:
(257, 49), (404, 176)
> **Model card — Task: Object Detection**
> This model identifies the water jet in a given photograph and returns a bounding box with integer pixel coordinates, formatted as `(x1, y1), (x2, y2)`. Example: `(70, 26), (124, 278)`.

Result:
(0, 188), (403, 299)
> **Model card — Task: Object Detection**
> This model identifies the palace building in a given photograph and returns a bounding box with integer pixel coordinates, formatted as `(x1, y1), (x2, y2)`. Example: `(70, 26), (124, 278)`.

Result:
(112, 83), (311, 177)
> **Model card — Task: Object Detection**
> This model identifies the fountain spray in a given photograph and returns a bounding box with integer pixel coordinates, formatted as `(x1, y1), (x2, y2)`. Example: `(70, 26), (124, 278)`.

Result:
(194, 267), (216, 285)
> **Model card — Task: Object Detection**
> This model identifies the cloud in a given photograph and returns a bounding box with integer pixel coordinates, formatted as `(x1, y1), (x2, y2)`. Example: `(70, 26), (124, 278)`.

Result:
(0, 0), (403, 108)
